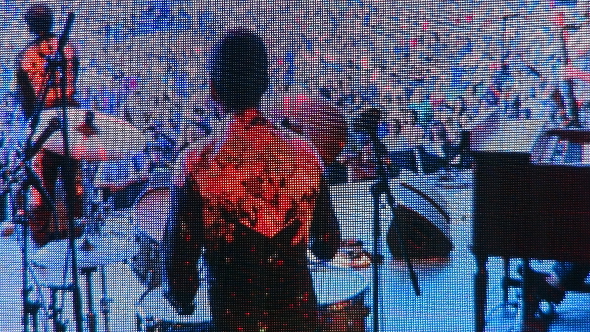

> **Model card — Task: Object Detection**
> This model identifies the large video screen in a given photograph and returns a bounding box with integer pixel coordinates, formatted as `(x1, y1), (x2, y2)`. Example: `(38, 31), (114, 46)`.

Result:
(1, 1), (589, 331)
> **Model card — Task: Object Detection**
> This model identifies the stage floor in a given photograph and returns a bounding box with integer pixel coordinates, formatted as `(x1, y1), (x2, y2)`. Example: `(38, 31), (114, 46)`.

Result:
(1, 170), (589, 332)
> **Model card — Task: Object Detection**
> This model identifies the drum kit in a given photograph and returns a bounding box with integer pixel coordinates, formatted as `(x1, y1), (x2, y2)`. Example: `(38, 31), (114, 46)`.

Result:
(15, 130), (372, 332)
(4, 10), (374, 332)
(18, 105), (153, 332)
(12, 64), (370, 332)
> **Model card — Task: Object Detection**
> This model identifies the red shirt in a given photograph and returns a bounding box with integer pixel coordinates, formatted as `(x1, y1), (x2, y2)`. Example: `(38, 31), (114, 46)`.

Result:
(16, 36), (78, 116)
(179, 108), (323, 244)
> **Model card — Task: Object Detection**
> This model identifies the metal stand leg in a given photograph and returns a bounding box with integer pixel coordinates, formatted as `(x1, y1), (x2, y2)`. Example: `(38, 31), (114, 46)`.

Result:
(80, 267), (98, 332)
(49, 286), (68, 332)
(25, 299), (41, 332)
(100, 265), (111, 332)
(474, 254), (488, 332)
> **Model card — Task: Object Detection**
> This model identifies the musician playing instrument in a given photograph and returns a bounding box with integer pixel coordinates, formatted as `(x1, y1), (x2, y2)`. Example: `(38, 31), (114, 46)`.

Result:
(16, 4), (79, 120)
(15, 4), (86, 246)
(163, 29), (332, 331)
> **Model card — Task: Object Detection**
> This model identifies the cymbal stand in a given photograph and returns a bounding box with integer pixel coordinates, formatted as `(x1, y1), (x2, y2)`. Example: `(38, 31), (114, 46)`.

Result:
(16, 160), (59, 332)
(99, 265), (111, 332)
(14, 12), (84, 332)
(17, 46), (61, 332)
(17, 189), (40, 332)
(57, 13), (86, 332)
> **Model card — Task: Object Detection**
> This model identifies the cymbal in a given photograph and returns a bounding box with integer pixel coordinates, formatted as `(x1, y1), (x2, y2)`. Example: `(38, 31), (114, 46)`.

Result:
(267, 93), (347, 164)
(33, 108), (147, 161)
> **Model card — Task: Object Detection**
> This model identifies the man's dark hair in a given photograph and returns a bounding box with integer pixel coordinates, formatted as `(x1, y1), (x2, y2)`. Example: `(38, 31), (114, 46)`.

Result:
(210, 29), (269, 112)
(25, 4), (54, 37)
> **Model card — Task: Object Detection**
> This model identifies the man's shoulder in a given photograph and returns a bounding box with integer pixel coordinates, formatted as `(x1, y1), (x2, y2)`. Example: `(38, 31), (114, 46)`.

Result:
(173, 137), (217, 181)
(179, 138), (213, 166)
(277, 128), (324, 171)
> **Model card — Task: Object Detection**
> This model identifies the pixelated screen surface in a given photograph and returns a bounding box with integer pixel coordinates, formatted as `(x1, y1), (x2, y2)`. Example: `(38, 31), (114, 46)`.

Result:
(1, 0), (590, 331)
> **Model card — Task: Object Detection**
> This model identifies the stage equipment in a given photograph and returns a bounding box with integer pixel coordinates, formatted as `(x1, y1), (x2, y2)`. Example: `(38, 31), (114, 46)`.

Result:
(386, 182), (452, 260)
(351, 107), (421, 332)
(15, 11), (146, 331)
(32, 108), (147, 161)
(471, 121), (590, 331)
(130, 186), (170, 291)
(10, 13), (88, 332)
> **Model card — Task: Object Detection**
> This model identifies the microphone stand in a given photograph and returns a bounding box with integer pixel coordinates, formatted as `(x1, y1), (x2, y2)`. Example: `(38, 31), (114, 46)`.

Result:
(21, 12), (85, 332)
(366, 127), (421, 332)
(18, 96), (60, 332)
(17, 16), (81, 332)
(54, 13), (86, 332)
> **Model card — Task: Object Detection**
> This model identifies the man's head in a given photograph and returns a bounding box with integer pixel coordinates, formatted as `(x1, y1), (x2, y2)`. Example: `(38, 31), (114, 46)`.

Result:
(210, 29), (269, 112)
(25, 4), (54, 37)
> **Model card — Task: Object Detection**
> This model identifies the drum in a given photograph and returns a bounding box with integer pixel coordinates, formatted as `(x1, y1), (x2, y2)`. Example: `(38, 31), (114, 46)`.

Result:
(94, 157), (148, 211)
(312, 265), (370, 332)
(136, 265), (369, 332)
(136, 287), (212, 332)
(130, 187), (170, 288)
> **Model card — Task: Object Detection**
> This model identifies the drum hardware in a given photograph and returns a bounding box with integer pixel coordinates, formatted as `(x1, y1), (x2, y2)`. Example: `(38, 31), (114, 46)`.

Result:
(130, 186), (170, 290)
(80, 267), (98, 332)
(47, 283), (73, 332)
(25, 32), (146, 332)
(23, 293), (42, 332)
(133, 264), (369, 332)
(135, 285), (211, 332)
(311, 265), (371, 332)
(24, 12), (87, 332)
(31, 236), (124, 332)
(17, 181), (55, 332)
(324, 239), (374, 269)
(33, 108), (148, 162)
(99, 265), (112, 332)
(386, 182), (452, 260)
(15, 5), (150, 330)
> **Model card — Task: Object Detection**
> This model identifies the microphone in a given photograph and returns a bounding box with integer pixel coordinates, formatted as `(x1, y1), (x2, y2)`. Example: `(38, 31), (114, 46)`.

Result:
(45, 13), (75, 70)
(351, 107), (382, 135)
(43, 12), (75, 85)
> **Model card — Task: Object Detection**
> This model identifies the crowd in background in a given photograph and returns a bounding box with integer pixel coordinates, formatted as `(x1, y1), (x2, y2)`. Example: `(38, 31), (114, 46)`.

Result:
(0, 0), (589, 180)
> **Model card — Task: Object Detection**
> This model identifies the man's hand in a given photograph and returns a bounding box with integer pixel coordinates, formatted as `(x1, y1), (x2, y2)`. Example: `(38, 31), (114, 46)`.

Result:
(163, 288), (195, 316)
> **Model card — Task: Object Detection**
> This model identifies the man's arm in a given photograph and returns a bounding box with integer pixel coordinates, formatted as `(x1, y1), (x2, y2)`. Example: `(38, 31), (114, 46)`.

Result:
(162, 175), (203, 315)
(309, 175), (341, 261)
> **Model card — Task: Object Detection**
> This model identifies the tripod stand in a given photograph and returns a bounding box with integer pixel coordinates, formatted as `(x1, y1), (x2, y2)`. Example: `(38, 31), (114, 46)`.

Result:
(354, 108), (421, 332)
